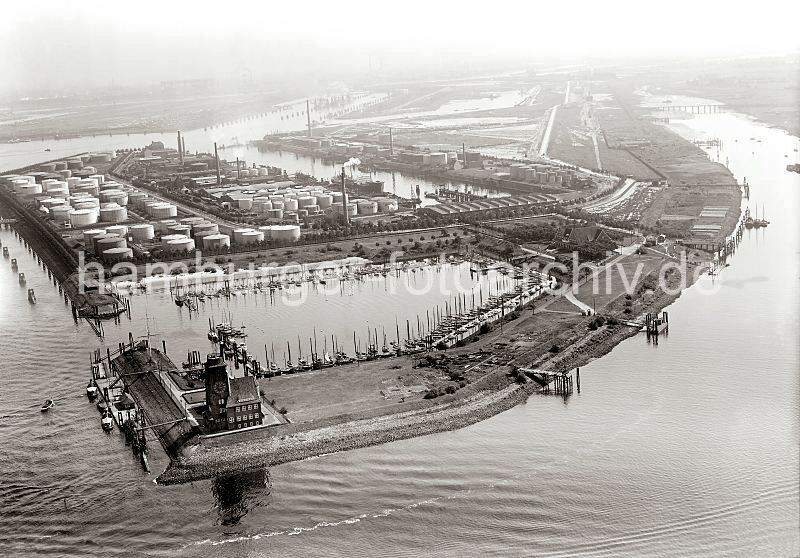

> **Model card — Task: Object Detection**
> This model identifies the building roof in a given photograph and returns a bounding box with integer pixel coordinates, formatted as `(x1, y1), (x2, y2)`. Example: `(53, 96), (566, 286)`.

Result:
(564, 226), (610, 245)
(229, 376), (260, 406)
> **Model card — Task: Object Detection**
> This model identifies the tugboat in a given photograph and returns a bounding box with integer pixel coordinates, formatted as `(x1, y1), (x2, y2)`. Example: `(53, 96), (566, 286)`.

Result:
(40, 399), (55, 412)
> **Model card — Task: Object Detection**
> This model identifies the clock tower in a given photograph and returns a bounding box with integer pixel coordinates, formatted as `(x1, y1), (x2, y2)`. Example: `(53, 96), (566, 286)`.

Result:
(204, 354), (231, 433)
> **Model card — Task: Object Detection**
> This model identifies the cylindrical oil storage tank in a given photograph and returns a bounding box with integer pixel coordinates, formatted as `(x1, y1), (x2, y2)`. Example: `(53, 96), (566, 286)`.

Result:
(165, 238), (196, 252)
(54, 161), (68, 171)
(193, 231), (214, 246)
(128, 192), (148, 207)
(346, 203), (357, 217)
(268, 195), (283, 203)
(18, 183), (43, 196)
(192, 222), (218, 236)
(88, 174), (105, 185)
(99, 205), (128, 223)
(180, 216), (206, 226)
(304, 204), (320, 214)
(67, 159), (84, 170)
(57, 169), (72, 179)
(102, 247), (133, 263)
(239, 169), (250, 178)
(69, 208), (99, 227)
(106, 191), (128, 206)
(47, 186), (69, 198)
(40, 163), (57, 173)
(106, 225), (129, 237)
(11, 178), (30, 192)
(376, 198), (398, 213)
(252, 199), (272, 213)
(331, 191), (344, 204)
(89, 233), (118, 254)
(83, 229), (107, 243)
(269, 224), (301, 242)
(265, 208), (284, 220)
(50, 205), (73, 222)
(129, 224), (155, 242)
(156, 219), (177, 233)
(315, 194), (333, 208)
(160, 234), (188, 247)
(271, 200), (285, 210)
(356, 200), (378, 215)
(239, 230), (264, 245)
(40, 197), (65, 209)
(66, 177), (81, 189)
(99, 189), (120, 202)
(296, 195), (316, 208)
(447, 151), (458, 162)
(283, 198), (298, 211)
(149, 203), (178, 219)
(82, 166), (97, 175)
(41, 178), (59, 191)
(96, 236), (127, 253)
(89, 152), (113, 164)
(201, 234), (230, 250)
(237, 198), (253, 211)
(257, 167), (268, 176)
(232, 228), (255, 244)
(167, 224), (192, 237)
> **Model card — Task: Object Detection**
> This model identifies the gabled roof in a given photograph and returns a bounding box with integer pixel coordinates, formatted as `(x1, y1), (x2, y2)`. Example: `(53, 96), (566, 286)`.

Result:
(564, 226), (609, 244)
(229, 376), (259, 406)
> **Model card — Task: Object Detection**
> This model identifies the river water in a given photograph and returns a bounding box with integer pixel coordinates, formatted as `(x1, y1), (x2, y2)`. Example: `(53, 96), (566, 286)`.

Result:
(1, 110), (798, 557)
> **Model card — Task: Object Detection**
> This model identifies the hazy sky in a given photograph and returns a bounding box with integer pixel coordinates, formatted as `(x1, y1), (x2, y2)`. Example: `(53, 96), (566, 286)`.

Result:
(1, 0), (798, 95)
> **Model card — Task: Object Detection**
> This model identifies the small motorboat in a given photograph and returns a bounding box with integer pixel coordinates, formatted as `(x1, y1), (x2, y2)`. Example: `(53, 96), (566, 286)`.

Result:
(101, 409), (114, 431)
(40, 399), (55, 412)
(86, 380), (98, 400)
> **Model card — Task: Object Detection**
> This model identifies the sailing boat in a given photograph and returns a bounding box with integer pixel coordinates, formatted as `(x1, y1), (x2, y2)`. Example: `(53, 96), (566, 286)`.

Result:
(745, 205), (755, 229)
(754, 204), (770, 228)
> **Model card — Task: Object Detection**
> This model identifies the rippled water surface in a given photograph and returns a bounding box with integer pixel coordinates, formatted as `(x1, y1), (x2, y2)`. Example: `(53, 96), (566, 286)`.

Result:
(0, 111), (798, 557)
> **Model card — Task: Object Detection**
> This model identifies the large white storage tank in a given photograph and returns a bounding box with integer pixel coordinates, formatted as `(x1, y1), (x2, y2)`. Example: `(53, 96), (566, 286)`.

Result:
(282, 198), (298, 211)
(102, 247), (133, 263)
(268, 224), (301, 242)
(149, 203), (178, 219)
(165, 238), (196, 252)
(331, 191), (344, 204)
(90, 233), (120, 253)
(161, 234), (188, 247)
(99, 205), (128, 223)
(128, 192), (148, 207)
(232, 228), (255, 244)
(192, 222), (218, 236)
(356, 200), (378, 215)
(83, 229), (107, 243)
(376, 198), (398, 213)
(129, 224), (155, 242)
(239, 230), (264, 245)
(156, 219), (177, 233)
(237, 198), (253, 210)
(201, 234), (231, 250)
(96, 236), (127, 252)
(88, 174), (105, 185)
(252, 199), (272, 213)
(50, 205), (73, 222)
(106, 191), (129, 206)
(265, 209), (284, 220)
(297, 195), (316, 208)
(18, 183), (43, 196)
(315, 194), (333, 208)
(271, 200), (285, 210)
(106, 225), (129, 237)
(167, 224), (192, 237)
(69, 208), (99, 227)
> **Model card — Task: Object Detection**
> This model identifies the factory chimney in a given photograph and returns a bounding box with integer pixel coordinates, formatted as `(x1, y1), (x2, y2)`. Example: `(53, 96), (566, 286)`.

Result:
(306, 99), (312, 137)
(340, 167), (349, 225)
(389, 127), (393, 156)
(177, 131), (183, 165)
(236, 157), (241, 180)
(214, 142), (221, 185)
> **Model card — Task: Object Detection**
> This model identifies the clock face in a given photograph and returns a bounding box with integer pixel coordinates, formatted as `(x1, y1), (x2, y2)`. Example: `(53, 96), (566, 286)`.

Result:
(213, 381), (227, 395)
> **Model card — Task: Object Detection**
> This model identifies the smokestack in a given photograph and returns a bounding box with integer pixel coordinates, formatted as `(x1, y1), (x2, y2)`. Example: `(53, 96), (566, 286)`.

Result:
(214, 142), (221, 185)
(341, 167), (349, 225)
(181, 136), (186, 160)
(177, 131), (183, 165)
(306, 99), (312, 138)
(236, 157), (241, 180)
(389, 127), (393, 156)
